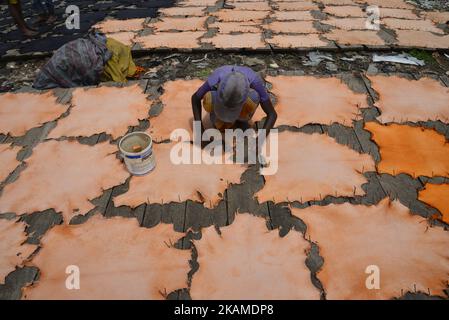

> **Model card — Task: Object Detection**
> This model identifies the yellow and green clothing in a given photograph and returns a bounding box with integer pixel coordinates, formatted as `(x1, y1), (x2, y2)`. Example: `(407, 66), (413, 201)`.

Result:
(202, 89), (260, 131)
(101, 37), (137, 83)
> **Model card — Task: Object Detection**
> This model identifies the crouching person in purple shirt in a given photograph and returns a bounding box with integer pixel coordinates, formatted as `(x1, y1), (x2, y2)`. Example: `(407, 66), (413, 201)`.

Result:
(191, 65), (277, 136)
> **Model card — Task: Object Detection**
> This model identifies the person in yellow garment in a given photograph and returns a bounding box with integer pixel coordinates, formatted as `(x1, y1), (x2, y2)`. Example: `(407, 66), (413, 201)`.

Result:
(101, 37), (144, 83)
(6, 0), (38, 37)
(33, 32), (144, 89)
(191, 66), (277, 134)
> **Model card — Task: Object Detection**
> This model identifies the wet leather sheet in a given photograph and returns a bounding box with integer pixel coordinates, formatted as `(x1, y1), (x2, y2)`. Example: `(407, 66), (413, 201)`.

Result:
(323, 5), (366, 17)
(151, 17), (208, 31)
(49, 85), (151, 139)
(271, 11), (314, 21)
(323, 18), (372, 30)
(382, 18), (444, 34)
(379, 8), (419, 19)
(325, 30), (385, 46)
(255, 131), (375, 203)
(190, 213), (320, 299)
(211, 10), (269, 22)
(209, 22), (261, 33)
(114, 143), (246, 209)
(94, 18), (145, 33)
(274, 1), (318, 10)
(202, 33), (266, 49)
(0, 92), (68, 137)
(23, 215), (190, 299)
(368, 75), (449, 123)
(365, 122), (449, 178)
(148, 79), (203, 142)
(267, 34), (329, 48)
(267, 75), (367, 127)
(320, 0), (357, 4)
(425, 11), (449, 24)
(159, 7), (206, 16)
(355, 0), (415, 9)
(395, 30), (449, 49)
(294, 199), (449, 299)
(232, 2), (271, 10)
(0, 141), (129, 222)
(418, 184), (449, 224)
(136, 31), (204, 49)
(179, 0), (218, 5)
(105, 31), (137, 46)
(265, 21), (319, 34)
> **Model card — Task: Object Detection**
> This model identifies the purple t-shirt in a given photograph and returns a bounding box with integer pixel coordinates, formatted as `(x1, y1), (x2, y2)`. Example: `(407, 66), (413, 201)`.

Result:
(195, 65), (270, 103)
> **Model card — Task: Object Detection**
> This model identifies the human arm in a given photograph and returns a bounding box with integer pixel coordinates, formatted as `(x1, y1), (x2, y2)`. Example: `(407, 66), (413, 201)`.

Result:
(191, 81), (212, 141)
(260, 98), (277, 136)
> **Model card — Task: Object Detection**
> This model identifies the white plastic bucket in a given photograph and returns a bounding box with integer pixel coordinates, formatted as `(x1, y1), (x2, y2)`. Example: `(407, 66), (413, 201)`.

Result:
(119, 132), (156, 176)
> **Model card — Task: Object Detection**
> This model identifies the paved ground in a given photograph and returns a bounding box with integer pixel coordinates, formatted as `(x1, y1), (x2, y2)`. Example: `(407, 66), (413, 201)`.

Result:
(0, 0), (174, 58)
(1, 0), (449, 59)
(0, 0), (449, 301)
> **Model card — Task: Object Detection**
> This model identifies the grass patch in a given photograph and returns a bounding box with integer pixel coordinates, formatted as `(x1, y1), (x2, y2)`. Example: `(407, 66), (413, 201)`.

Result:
(194, 67), (213, 78)
(409, 49), (435, 64)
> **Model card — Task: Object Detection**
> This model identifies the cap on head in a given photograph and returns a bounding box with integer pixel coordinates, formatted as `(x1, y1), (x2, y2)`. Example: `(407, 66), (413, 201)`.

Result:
(215, 71), (249, 123)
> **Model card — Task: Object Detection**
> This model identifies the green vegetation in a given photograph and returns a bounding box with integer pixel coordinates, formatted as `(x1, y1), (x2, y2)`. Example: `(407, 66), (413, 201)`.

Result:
(409, 49), (435, 64)
(194, 67), (213, 78)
